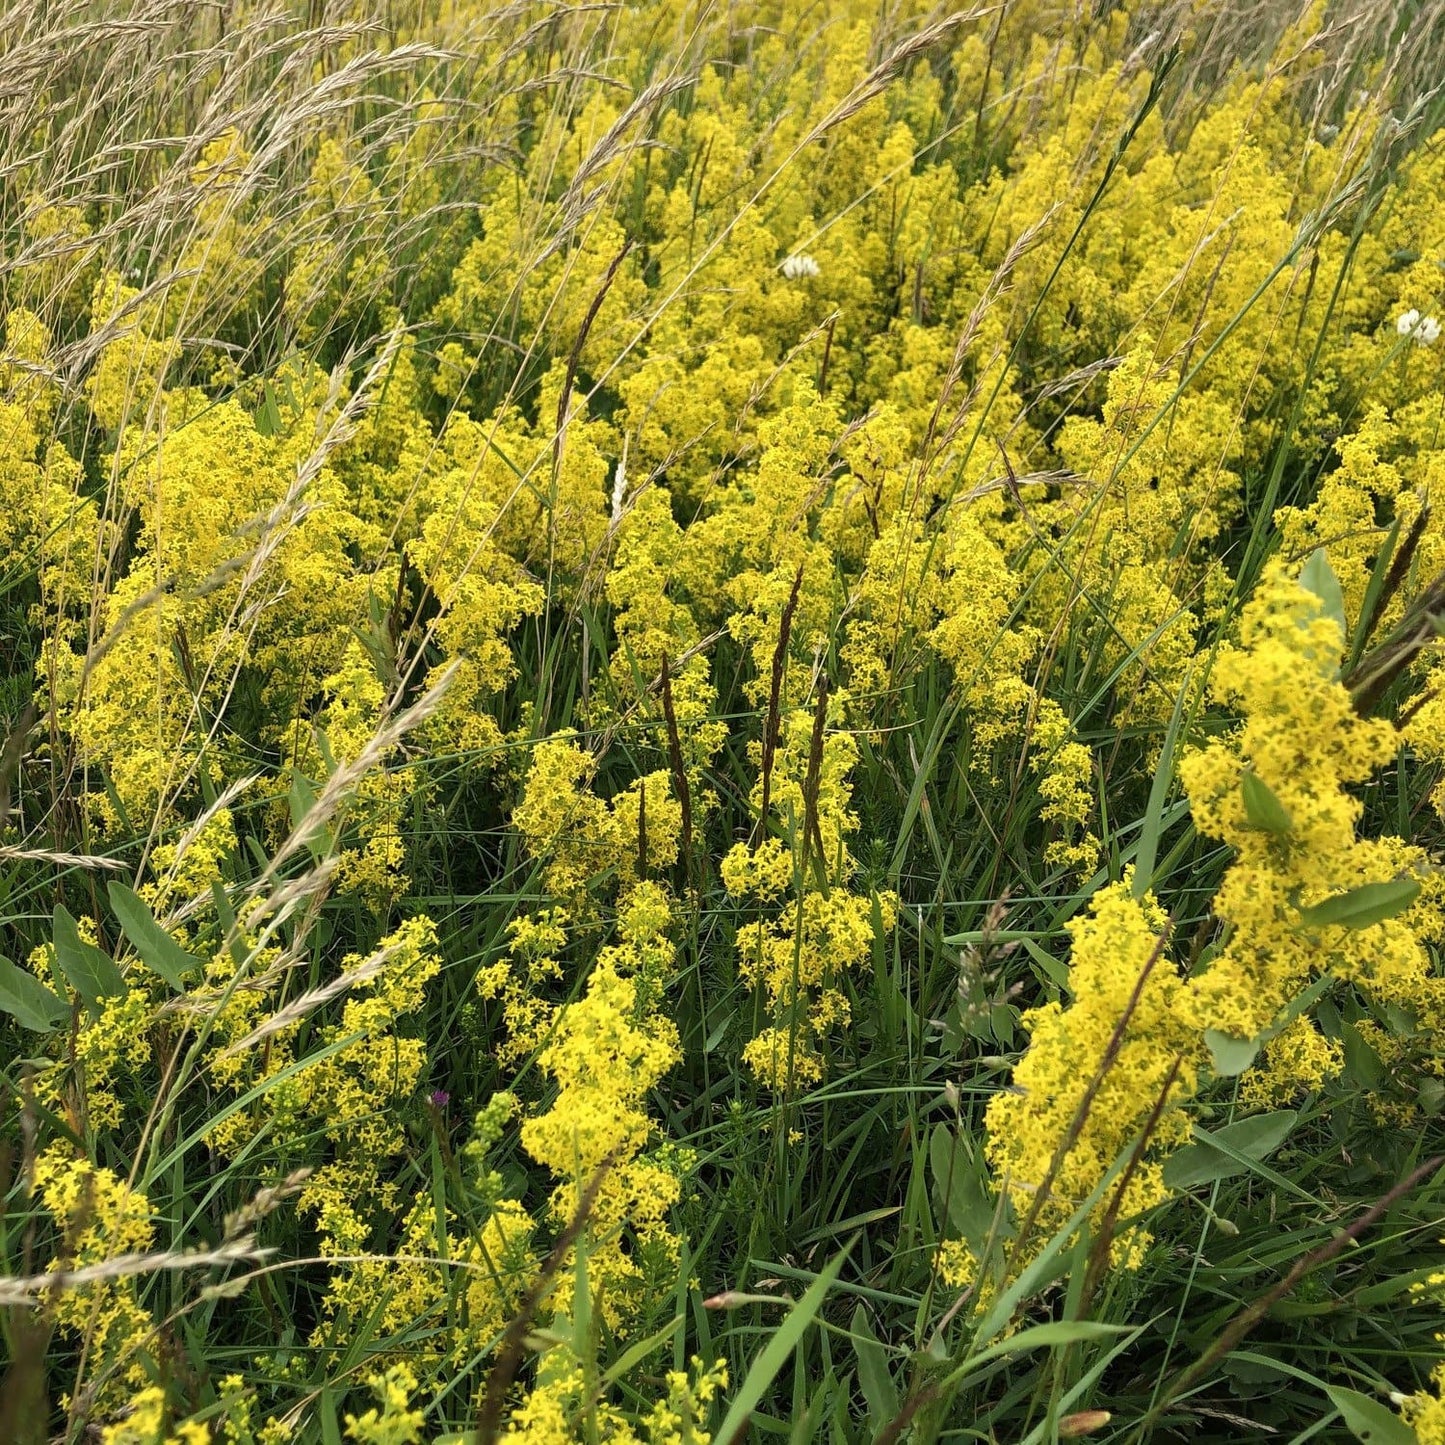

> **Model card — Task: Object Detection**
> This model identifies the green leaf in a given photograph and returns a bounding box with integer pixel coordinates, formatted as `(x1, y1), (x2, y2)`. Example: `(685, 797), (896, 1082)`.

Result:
(1298, 879), (1420, 930)
(929, 1124), (994, 1248)
(254, 381), (283, 438)
(319, 1388), (343, 1445)
(600, 1316), (683, 1390)
(1300, 548), (1347, 639)
(715, 1241), (851, 1445)
(1202, 975), (1336, 1080)
(850, 1303), (899, 1438)
(1324, 1385), (1416, 1445)
(788, 1373), (836, 1445)
(572, 1205), (592, 1366)
(107, 882), (198, 993)
(52, 904), (125, 1012)
(1241, 771), (1292, 833)
(0, 955), (69, 1033)
(1348, 515), (1402, 672)
(289, 768), (316, 832)
(210, 879), (250, 973)
(1204, 1028), (1261, 1077)
(288, 769), (333, 860)
(1341, 1021), (1386, 1090)
(1163, 1110), (1298, 1191)
(1133, 667), (1193, 896)
(939, 1321), (1134, 1394)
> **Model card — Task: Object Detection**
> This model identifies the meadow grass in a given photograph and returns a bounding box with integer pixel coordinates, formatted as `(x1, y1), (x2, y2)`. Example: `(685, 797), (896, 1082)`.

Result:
(4, 1), (1445, 1441)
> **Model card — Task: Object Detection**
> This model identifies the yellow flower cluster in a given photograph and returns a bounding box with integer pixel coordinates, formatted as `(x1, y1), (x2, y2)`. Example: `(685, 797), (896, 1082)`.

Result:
(33, 1149), (158, 1408)
(501, 1356), (727, 1445)
(519, 886), (686, 1324)
(1178, 568), (1442, 1090)
(1405, 1375), (1445, 1445)
(11, 0), (1445, 1435)
(99, 1387), (209, 1445)
(972, 566), (1445, 1282)
(723, 686), (898, 1091)
(983, 879), (1197, 1268)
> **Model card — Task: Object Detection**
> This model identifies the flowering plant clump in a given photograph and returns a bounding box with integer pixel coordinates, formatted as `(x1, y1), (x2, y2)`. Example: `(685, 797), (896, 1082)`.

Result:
(6, 0), (1445, 1440)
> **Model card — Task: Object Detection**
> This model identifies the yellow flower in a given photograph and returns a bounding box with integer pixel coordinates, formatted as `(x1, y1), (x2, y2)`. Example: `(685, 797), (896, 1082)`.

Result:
(984, 880), (1198, 1267)
(34, 1148), (158, 1404)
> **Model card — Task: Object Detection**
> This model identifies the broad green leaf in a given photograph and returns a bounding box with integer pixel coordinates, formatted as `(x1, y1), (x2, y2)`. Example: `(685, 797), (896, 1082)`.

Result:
(255, 382), (283, 437)
(1163, 1110), (1297, 1191)
(1298, 879), (1420, 930)
(210, 879), (250, 974)
(1300, 548), (1347, 639)
(1324, 1385), (1416, 1445)
(107, 882), (198, 993)
(288, 769), (334, 859)
(289, 768), (317, 833)
(1204, 1028), (1260, 1078)
(52, 904), (125, 1012)
(1372, 998), (1418, 1035)
(850, 1303), (899, 1437)
(1241, 771), (1291, 833)
(1223, 1353), (1290, 1387)
(715, 1241), (851, 1445)
(1341, 1021), (1386, 1090)
(1227, 1348), (1333, 1391)
(929, 1124), (994, 1248)
(0, 955), (69, 1033)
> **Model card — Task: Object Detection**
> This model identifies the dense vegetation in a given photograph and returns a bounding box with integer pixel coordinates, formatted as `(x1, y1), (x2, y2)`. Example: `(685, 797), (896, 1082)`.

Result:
(4, 0), (1445, 1440)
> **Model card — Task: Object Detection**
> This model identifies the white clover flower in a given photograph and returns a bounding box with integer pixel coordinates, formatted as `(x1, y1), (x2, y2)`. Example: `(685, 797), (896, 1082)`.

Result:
(1397, 308), (1421, 336)
(781, 253), (820, 280)
(1417, 315), (1441, 346)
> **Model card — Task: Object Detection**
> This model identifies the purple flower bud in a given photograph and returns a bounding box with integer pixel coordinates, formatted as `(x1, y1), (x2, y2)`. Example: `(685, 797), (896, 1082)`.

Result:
(429, 1089), (450, 1109)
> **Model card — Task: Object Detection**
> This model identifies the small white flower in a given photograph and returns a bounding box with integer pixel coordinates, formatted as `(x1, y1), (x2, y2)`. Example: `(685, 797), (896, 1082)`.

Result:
(1318, 123), (1338, 141)
(1417, 315), (1441, 345)
(781, 253), (820, 280)
(1397, 308), (1421, 336)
